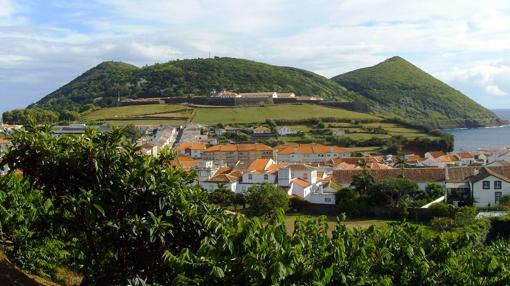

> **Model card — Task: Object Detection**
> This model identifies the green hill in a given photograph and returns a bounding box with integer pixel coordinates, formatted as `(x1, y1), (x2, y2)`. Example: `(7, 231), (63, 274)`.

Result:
(27, 56), (502, 128)
(332, 56), (503, 128)
(32, 57), (360, 112)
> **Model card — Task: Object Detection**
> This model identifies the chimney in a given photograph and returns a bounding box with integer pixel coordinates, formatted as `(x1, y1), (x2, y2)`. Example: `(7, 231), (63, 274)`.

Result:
(473, 168), (479, 176)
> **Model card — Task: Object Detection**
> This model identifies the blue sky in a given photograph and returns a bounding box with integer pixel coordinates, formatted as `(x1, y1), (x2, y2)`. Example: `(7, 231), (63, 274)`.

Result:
(2, 0), (510, 114)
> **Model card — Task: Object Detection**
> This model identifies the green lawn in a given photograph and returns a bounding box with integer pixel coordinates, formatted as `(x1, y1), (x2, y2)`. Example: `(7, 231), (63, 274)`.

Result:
(284, 214), (394, 235)
(102, 119), (187, 127)
(192, 104), (380, 124)
(82, 104), (188, 121)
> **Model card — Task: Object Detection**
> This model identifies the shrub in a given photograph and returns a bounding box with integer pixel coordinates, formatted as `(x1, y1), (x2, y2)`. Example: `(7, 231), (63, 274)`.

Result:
(430, 217), (456, 231)
(289, 196), (309, 211)
(246, 184), (288, 216)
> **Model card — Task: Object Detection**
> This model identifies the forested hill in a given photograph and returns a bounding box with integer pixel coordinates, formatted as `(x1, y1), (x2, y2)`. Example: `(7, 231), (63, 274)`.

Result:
(32, 57), (361, 112)
(332, 56), (503, 128)
(28, 56), (503, 128)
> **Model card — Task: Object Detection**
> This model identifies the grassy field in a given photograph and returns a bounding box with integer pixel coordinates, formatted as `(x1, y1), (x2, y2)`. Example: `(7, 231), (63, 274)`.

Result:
(192, 104), (379, 124)
(82, 105), (191, 121)
(284, 214), (394, 235)
(79, 103), (435, 151)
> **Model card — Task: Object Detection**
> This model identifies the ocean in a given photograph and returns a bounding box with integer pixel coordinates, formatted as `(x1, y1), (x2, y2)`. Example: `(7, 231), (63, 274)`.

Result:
(445, 109), (510, 151)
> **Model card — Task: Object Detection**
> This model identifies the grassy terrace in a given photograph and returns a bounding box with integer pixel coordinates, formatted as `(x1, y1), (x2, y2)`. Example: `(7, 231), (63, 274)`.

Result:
(79, 103), (437, 152)
(192, 104), (379, 124)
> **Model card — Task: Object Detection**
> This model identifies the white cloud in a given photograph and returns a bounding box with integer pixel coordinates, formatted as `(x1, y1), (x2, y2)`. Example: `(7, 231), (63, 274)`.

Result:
(4, 0), (510, 112)
(486, 84), (508, 97)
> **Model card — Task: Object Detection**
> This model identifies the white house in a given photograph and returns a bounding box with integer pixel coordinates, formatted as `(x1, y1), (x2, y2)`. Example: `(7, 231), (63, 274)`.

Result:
(277, 126), (297, 136)
(469, 167), (510, 206)
(199, 166), (242, 192)
(281, 164), (337, 205)
(176, 142), (206, 159)
(237, 158), (281, 193)
(332, 130), (346, 136)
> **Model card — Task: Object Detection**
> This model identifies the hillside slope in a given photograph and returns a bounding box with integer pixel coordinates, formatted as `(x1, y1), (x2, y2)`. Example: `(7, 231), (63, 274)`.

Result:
(332, 56), (503, 128)
(32, 57), (360, 112)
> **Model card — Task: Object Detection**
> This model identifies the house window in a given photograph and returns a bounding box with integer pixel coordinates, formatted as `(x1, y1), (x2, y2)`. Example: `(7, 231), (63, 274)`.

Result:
(264, 174), (269, 180)
(495, 181), (502, 189)
(495, 191), (503, 205)
(483, 181), (490, 189)
(325, 198), (332, 203)
(248, 174), (253, 180)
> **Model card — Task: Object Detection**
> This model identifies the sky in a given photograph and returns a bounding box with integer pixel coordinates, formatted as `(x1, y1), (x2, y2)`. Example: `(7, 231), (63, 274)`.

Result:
(2, 0), (510, 114)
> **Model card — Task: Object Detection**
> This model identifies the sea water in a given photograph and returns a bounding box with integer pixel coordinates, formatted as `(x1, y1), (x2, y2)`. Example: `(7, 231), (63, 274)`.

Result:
(445, 109), (510, 151)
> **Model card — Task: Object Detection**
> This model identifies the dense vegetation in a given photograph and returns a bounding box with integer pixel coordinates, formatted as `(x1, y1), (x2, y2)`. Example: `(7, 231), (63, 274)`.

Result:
(332, 56), (502, 128)
(1, 127), (510, 285)
(31, 57), (360, 113)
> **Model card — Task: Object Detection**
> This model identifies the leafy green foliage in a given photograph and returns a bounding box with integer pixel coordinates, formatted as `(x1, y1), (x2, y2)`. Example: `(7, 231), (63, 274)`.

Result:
(2, 125), (223, 284)
(0, 173), (68, 278)
(2, 127), (510, 284)
(333, 56), (502, 128)
(2, 108), (59, 125)
(246, 183), (289, 216)
(32, 57), (361, 113)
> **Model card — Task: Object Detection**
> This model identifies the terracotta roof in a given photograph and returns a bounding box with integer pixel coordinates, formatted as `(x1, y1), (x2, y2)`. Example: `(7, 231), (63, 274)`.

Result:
(427, 151), (446, 158)
(367, 162), (394, 169)
(276, 144), (349, 155)
(209, 174), (239, 183)
(447, 166), (510, 183)
(168, 154), (198, 171)
(176, 142), (206, 151)
(437, 155), (460, 163)
(328, 157), (377, 166)
(253, 126), (272, 133)
(469, 167), (510, 183)
(455, 151), (474, 159)
(333, 168), (445, 184)
(292, 178), (311, 188)
(405, 154), (423, 162)
(0, 139), (10, 144)
(247, 158), (270, 172)
(205, 144), (273, 152)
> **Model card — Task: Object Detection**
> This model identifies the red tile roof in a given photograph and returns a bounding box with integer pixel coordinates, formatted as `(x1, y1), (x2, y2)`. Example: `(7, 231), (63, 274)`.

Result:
(292, 178), (311, 188)
(176, 142), (206, 151)
(427, 151), (446, 158)
(276, 144), (349, 155)
(205, 144), (273, 152)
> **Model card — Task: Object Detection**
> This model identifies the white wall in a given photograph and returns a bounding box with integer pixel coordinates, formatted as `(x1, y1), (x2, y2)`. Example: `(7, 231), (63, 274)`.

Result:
(472, 176), (510, 206)
(200, 181), (237, 192)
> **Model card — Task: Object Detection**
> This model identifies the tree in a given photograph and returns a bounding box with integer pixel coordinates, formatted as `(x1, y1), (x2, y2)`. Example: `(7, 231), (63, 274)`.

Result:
(350, 172), (374, 196)
(208, 185), (235, 207)
(394, 153), (407, 178)
(59, 110), (81, 122)
(246, 183), (288, 216)
(2, 125), (222, 284)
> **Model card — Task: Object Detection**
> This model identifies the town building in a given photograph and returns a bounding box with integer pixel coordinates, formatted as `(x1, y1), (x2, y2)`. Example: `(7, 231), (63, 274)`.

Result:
(203, 144), (274, 166)
(277, 126), (297, 136)
(275, 144), (351, 163)
(176, 142), (206, 159)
